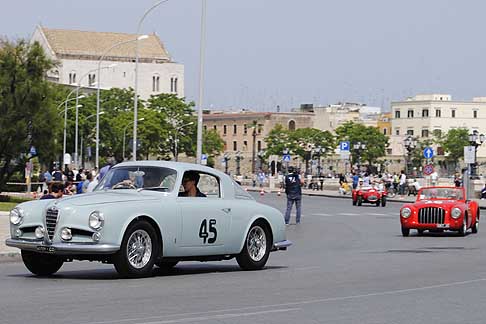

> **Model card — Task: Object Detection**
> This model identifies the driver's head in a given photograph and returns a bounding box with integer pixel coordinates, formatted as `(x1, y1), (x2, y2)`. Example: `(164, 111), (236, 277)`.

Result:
(182, 171), (200, 191)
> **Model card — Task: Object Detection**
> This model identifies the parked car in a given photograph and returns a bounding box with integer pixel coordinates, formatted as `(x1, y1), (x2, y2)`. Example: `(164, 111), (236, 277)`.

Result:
(352, 186), (387, 207)
(399, 186), (479, 237)
(6, 161), (291, 278)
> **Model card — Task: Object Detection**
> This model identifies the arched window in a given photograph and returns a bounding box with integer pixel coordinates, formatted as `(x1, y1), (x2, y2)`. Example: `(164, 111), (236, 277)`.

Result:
(288, 120), (296, 131)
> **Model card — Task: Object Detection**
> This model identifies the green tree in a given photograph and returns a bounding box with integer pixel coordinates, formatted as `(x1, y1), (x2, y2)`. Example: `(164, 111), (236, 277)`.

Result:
(0, 40), (62, 191)
(289, 128), (336, 173)
(335, 121), (389, 165)
(201, 129), (225, 167)
(264, 124), (293, 157)
(436, 128), (469, 171)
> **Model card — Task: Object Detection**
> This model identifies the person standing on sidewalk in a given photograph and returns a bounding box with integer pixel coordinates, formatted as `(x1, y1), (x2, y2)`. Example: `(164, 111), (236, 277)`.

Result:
(399, 170), (407, 196)
(284, 166), (304, 225)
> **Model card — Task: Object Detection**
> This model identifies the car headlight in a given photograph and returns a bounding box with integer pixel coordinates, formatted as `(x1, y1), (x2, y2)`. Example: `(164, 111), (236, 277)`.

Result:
(60, 227), (72, 241)
(401, 207), (412, 218)
(451, 207), (462, 219)
(9, 207), (24, 225)
(89, 211), (104, 230)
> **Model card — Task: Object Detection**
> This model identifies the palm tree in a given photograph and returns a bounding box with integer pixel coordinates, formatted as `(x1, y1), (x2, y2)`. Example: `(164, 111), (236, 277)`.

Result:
(250, 120), (263, 174)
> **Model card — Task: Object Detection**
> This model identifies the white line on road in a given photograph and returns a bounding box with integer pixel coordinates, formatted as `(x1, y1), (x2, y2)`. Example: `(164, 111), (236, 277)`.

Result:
(81, 278), (486, 324)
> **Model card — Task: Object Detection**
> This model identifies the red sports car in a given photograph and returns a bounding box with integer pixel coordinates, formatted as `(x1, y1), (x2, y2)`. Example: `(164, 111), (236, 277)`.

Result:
(400, 186), (479, 237)
(352, 186), (387, 207)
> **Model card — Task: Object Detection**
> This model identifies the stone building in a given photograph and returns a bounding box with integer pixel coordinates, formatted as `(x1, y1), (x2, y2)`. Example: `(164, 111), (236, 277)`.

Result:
(202, 110), (314, 175)
(31, 25), (184, 99)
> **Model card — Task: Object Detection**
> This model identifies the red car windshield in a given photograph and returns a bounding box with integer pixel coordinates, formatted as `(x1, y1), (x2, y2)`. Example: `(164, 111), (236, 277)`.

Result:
(418, 188), (464, 200)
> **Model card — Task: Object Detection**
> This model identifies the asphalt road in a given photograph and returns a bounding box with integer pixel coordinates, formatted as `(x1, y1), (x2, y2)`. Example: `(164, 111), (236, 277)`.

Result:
(1, 193), (485, 324)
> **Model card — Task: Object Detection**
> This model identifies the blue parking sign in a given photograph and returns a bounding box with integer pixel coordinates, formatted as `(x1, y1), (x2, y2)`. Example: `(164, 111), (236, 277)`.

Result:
(340, 141), (350, 151)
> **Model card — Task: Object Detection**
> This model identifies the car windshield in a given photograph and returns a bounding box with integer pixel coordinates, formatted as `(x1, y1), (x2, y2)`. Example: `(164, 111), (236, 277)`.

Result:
(95, 166), (177, 192)
(418, 188), (464, 200)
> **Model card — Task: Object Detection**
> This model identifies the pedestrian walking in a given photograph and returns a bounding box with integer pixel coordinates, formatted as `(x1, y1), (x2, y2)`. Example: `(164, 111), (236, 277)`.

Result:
(284, 166), (304, 225)
(399, 170), (407, 196)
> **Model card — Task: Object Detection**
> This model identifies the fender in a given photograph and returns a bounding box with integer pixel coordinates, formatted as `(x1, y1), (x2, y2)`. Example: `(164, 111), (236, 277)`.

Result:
(117, 213), (164, 247)
(236, 214), (274, 253)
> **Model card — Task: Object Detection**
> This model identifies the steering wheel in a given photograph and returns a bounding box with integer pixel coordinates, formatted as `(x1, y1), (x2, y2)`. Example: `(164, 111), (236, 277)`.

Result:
(112, 181), (137, 189)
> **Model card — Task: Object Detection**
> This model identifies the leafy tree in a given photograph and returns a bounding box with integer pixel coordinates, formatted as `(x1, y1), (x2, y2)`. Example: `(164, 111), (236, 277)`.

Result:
(335, 121), (389, 165)
(436, 128), (469, 171)
(0, 40), (62, 191)
(201, 129), (225, 167)
(264, 124), (293, 157)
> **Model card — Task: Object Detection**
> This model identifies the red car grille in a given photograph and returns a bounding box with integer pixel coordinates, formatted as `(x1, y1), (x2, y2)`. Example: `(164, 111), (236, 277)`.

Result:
(418, 207), (445, 224)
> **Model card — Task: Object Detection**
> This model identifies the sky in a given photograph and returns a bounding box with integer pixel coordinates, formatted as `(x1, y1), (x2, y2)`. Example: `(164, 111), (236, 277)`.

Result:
(2, 0), (486, 112)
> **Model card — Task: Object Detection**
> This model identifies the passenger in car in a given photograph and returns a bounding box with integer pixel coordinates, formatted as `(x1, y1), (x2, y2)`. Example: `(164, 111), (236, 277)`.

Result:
(179, 171), (207, 197)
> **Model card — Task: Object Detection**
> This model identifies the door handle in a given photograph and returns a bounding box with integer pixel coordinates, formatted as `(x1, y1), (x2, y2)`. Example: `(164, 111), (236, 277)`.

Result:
(222, 208), (231, 213)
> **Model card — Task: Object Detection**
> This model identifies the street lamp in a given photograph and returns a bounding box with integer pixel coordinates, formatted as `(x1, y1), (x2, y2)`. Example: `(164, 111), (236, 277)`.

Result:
(96, 35), (148, 169)
(223, 152), (230, 174)
(196, 0), (208, 164)
(403, 135), (417, 175)
(313, 146), (325, 177)
(468, 130), (485, 178)
(123, 118), (145, 161)
(235, 151), (243, 176)
(80, 112), (105, 167)
(57, 93), (85, 161)
(134, 0), (169, 163)
(353, 142), (367, 171)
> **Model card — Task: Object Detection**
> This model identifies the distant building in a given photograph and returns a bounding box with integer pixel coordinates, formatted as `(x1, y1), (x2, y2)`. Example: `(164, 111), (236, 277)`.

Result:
(31, 25), (184, 99)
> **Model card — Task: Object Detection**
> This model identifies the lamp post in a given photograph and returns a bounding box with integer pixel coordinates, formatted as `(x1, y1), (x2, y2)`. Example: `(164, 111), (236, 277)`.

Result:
(468, 130), (485, 178)
(235, 151), (243, 176)
(223, 152), (230, 174)
(313, 146), (325, 177)
(353, 142), (366, 171)
(196, 0), (208, 164)
(173, 121), (194, 162)
(123, 118), (145, 161)
(57, 93), (85, 160)
(96, 35), (148, 169)
(134, 0), (169, 162)
(80, 112), (105, 167)
(403, 135), (417, 176)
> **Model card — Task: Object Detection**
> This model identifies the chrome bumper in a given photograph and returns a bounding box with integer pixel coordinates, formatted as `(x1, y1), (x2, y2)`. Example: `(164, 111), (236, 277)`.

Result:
(5, 239), (120, 255)
(272, 239), (292, 251)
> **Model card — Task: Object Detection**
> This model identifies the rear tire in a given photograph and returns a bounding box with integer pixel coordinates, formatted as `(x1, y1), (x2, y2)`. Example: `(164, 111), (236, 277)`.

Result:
(352, 198), (357, 206)
(376, 200), (380, 207)
(21, 250), (63, 276)
(472, 212), (479, 234)
(381, 197), (387, 207)
(236, 222), (271, 270)
(401, 227), (410, 237)
(113, 220), (159, 278)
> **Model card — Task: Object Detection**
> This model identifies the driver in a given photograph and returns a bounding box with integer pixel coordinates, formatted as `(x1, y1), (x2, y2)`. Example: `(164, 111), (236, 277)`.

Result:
(179, 171), (207, 197)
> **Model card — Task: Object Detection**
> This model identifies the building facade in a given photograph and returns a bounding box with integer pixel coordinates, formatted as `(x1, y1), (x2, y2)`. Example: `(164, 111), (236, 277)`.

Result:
(31, 26), (184, 99)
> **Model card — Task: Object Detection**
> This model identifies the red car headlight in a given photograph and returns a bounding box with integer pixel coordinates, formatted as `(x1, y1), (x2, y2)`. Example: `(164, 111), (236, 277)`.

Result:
(401, 208), (411, 218)
(451, 208), (462, 219)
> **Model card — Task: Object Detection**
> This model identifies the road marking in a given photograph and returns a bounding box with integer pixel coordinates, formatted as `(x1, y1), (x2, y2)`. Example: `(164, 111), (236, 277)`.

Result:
(311, 213), (333, 217)
(340, 213), (360, 216)
(81, 278), (486, 324)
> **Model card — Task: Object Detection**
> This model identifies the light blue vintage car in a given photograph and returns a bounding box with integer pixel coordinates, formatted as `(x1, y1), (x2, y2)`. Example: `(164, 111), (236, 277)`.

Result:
(6, 161), (291, 278)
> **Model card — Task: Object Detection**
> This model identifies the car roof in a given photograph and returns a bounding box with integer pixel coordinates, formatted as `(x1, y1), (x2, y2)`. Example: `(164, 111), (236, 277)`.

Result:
(112, 160), (228, 178)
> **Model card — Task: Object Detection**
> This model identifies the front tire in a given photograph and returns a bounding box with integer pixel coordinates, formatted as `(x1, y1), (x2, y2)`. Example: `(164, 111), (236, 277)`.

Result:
(113, 220), (159, 278)
(381, 196), (387, 207)
(472, 212), (479, 234)
(352, 198), (357, 206)
(401, 227), (410, 237)
(458, 214), (467, 237)
(21, 250), (63, 276)
(236, 222), (271, 270)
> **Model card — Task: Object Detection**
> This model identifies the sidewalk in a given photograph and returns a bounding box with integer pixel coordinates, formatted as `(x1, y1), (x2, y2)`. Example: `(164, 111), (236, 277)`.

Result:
(0, 211), (21, 262)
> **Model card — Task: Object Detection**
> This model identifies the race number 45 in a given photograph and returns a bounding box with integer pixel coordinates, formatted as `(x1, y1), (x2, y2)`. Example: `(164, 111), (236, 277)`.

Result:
(199, 219), (217, 244)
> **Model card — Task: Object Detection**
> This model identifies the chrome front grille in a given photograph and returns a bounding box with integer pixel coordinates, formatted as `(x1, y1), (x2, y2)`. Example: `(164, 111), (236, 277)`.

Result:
(45, 208), (59, 240)
(418, 207), (445, 224)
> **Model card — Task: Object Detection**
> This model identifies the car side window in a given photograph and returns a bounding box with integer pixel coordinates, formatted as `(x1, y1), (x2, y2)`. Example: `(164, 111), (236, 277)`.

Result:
(178, 171), (221, 198)
(198, 173), (221, 198)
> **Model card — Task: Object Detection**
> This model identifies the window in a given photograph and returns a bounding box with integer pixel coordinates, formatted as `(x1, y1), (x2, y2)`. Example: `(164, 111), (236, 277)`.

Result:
(88, 74), (96, 86)
(421, 129), (429, 138)
(383, 128), (387, 135)
(244, 124), (248, 135)
(233, 141), (237, 151)
(69, 72), (77, 85)
(156, 76), (160, 91)
(407, 110), (414, 118)
(258, 124), (263, 134)
(257, 140), (262, 151)
(407, 129), (414, 136)
(223, 125), (227, 135)
(233, 125), (237, 135)
(243, 140), (248, 150)
(395, 110), (400, 119)
(170, 77), (178, 94)
(474, 110), (478, 118)
(288, 120), (296, 131)
(451, 110), (456, 118)
(174, 77), (178, 94)
(422, 109), (429, 117)
(179, 171), (220, 198)
(395, 128), (400, 136)
(435, 109), (441, 117)
(152, 76), (157, 92)
(213, 125), (217, 131)
(203, 125), (207, 131)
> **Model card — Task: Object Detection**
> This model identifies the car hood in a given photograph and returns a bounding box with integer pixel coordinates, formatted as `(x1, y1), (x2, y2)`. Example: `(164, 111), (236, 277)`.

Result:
(58, 190), (161, 206)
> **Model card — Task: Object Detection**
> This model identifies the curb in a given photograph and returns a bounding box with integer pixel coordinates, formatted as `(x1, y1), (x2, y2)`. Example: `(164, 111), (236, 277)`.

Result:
(0, 251), (21, 263)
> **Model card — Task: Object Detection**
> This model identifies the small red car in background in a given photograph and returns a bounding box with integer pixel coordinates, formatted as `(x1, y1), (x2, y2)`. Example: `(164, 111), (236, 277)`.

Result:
(352, 186), (387, 207)
(400, 186), (479, 237)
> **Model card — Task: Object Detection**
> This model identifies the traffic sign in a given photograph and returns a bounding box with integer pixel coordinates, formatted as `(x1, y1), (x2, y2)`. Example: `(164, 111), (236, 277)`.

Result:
(423, 147), (434, 159)
(340, 141), (350, 151)
(282, 154), (291, 162)
(29, 146), (37, 156)
(63, 153), (71, 165)
(201, 154), (208, 165)
(423, 164), (434, 176)
(464, 146), (475, 164)
(340, 151), (350, 160)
